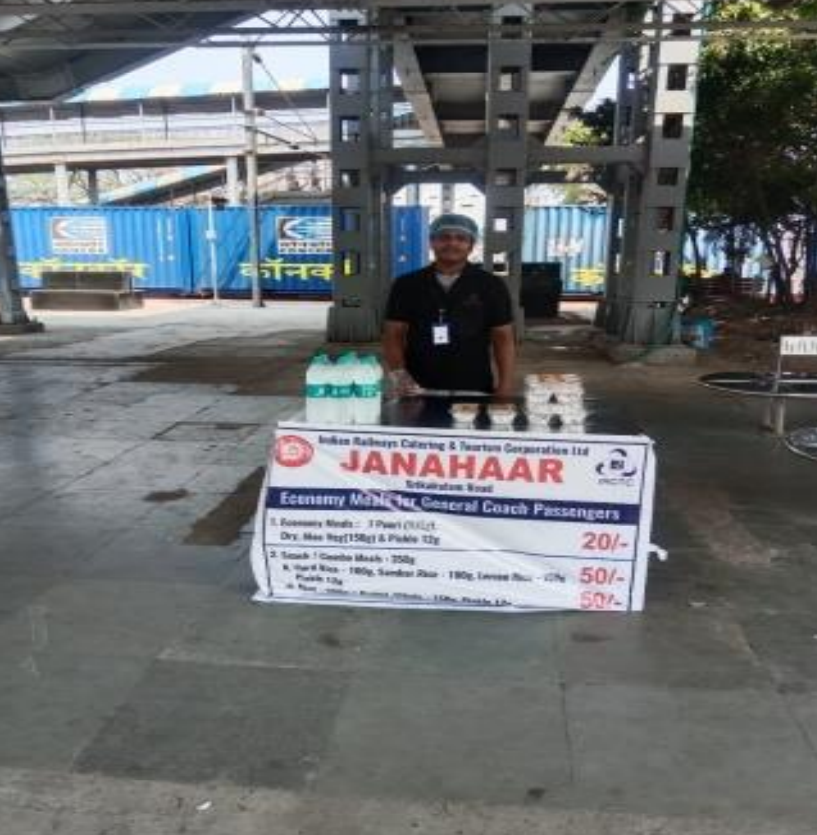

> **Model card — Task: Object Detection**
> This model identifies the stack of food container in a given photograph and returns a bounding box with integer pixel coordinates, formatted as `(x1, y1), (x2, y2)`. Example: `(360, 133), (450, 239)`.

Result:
(524, 373), (586, 430)
(449, 402), (518, 430)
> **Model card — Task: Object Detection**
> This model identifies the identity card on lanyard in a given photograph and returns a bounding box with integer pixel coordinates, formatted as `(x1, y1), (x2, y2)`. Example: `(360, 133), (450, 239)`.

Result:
(433, 308), (451, 345)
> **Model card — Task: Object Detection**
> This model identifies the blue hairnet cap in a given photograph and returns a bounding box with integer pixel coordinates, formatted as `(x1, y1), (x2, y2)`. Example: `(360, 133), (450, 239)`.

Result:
(429, 213), (479, 242)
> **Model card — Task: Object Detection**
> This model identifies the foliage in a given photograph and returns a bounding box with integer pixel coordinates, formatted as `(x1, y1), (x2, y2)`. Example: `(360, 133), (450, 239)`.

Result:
(557, 99), (616, 204)
(562, 1), (817, 301)
(689, 0), (817, 301)
(562, 99), (616, 148)
(8, 168), (166, 207)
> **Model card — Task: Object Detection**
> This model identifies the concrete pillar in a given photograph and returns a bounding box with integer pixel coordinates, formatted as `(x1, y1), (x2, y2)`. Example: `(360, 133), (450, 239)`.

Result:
(0, 143), (32, 327)
(226, 156), (241, 206)
(87, 169), (100, 204)
(612, 0), (704, 343)
(483, 4), (531, 332)
(327, 9), (394, 342)
(597, 42), (640, 334)
(54, 162), (70, 206)
(440, 182), (455, 213)
(405, 183), (421, 206)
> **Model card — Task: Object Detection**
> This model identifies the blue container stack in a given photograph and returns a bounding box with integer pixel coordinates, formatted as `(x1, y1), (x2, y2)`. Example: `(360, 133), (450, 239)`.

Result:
(11, 204), (429, 296)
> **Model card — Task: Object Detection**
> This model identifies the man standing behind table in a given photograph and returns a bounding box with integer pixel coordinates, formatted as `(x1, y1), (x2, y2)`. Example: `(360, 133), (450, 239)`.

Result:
(382, 213), (517, 397)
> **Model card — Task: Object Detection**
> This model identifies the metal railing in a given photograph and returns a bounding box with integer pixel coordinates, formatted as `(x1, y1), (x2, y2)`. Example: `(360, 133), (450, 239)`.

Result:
(1, 112), (329, 152)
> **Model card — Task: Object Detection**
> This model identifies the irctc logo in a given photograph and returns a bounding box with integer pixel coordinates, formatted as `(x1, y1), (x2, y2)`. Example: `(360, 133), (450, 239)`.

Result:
(275, 435), (314, 467)
(596, 447), (637, 478)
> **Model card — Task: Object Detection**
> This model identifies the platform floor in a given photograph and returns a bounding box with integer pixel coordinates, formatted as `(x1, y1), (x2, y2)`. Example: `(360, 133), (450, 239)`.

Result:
(2, 300), (817, 834)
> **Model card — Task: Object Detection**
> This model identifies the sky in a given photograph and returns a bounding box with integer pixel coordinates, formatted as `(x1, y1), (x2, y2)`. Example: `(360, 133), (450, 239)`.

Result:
(110, 44), (329, 90)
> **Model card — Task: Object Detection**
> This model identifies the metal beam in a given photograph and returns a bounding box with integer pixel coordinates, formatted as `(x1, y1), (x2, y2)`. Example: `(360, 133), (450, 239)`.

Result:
(0, 88), (380, 122)
(10, 28), (817, 50)
(390, 169), (480, 186)
(545, 1), (644, 148)
(376, 144), (643, 168)
(4, 16), (815, 48)
(545, 39), (619, 145)
(528, 170), (593, 184)
(104, 159), (298, 205)
(2, 142), (326, 173)
(392, 31), (443, 146)
(375, 147), (482, 166)
(530, 145), (644, 165)
(0, 1), (641, 15)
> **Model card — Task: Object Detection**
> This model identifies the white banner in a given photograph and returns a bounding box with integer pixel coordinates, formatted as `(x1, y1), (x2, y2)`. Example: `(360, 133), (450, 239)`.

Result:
(250, 422), (660, 613)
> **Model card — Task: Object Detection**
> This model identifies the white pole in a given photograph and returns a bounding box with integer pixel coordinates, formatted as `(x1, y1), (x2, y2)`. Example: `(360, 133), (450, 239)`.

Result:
(242, 45), (263, 308)
(206, 195), (220, 305)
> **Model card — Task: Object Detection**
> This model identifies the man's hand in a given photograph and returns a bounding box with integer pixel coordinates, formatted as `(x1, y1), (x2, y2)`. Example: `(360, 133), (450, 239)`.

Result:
(383, 320), (419, 398)
(388, 368), (423, 398)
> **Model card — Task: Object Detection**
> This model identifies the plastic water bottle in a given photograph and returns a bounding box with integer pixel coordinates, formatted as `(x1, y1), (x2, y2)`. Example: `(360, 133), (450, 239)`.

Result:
(333, 352), (356, 424)
(354, 355), (383, 425)
(323, 354), (339, 423)
(349, 353), (367, 424)
(372, 356), (385, 424)
(305, 354), (331, 423)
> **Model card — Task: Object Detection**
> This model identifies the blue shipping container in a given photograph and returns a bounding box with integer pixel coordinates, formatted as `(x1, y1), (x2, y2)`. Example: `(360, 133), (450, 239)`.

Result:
(523, 205), (609, 294)
(523, 205), (768, 293)
(189, 205), (334, 295)
(12, 203), (763, 298)
(188, 204), (428, 295)
(12, 206), (195, 292)
(11, 204), (429, 296)
(392, 205), (429, 278)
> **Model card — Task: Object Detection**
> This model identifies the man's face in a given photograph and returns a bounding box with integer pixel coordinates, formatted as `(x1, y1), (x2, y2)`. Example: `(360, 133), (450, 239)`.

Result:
(430, 231), (474, 264)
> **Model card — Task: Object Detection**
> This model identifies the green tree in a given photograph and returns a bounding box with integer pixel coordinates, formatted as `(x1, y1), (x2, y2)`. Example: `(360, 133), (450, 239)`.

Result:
(558, 98), (615, 204)
(562, 2), (817, 301)
(689, 0), (817, 302)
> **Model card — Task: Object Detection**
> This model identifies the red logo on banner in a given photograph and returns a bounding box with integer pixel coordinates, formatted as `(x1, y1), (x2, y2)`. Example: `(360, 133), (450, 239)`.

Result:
(275, 435), (314, 467)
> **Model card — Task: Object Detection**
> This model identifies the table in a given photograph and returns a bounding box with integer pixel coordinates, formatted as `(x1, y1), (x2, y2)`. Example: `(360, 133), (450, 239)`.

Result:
(249, 396), (660, 613)
(699, 371), (817, 435)
(785, 427), (817, 462)
(380, 394), (640, 436)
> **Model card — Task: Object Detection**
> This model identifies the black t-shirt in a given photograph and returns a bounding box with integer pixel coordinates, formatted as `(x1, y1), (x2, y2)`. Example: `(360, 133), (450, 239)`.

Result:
(385, 263), (513, 392)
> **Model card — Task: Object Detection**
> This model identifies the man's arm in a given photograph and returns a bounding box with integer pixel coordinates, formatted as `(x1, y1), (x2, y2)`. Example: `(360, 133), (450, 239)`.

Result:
(382, 319), (409, 372)
(491, 324), (516, 397)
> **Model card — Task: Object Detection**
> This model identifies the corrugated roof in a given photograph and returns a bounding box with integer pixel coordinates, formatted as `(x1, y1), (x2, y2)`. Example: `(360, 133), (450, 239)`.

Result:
(0, 2), (249, 101)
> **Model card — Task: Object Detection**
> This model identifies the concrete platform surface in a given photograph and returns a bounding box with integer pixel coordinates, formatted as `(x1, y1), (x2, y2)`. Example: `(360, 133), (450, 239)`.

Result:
(2, 301), (817, 834)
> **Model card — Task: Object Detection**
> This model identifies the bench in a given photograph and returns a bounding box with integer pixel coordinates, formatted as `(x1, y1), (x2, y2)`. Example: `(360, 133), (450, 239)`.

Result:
(30, 270), (144, 311)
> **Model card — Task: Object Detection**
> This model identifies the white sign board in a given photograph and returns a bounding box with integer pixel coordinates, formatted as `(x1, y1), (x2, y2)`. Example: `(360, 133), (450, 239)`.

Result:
(50, 216), (109, 255)
(250, 422), (659, 613)
(781, 335), (817, 357)
(276, 215), (332, 254)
